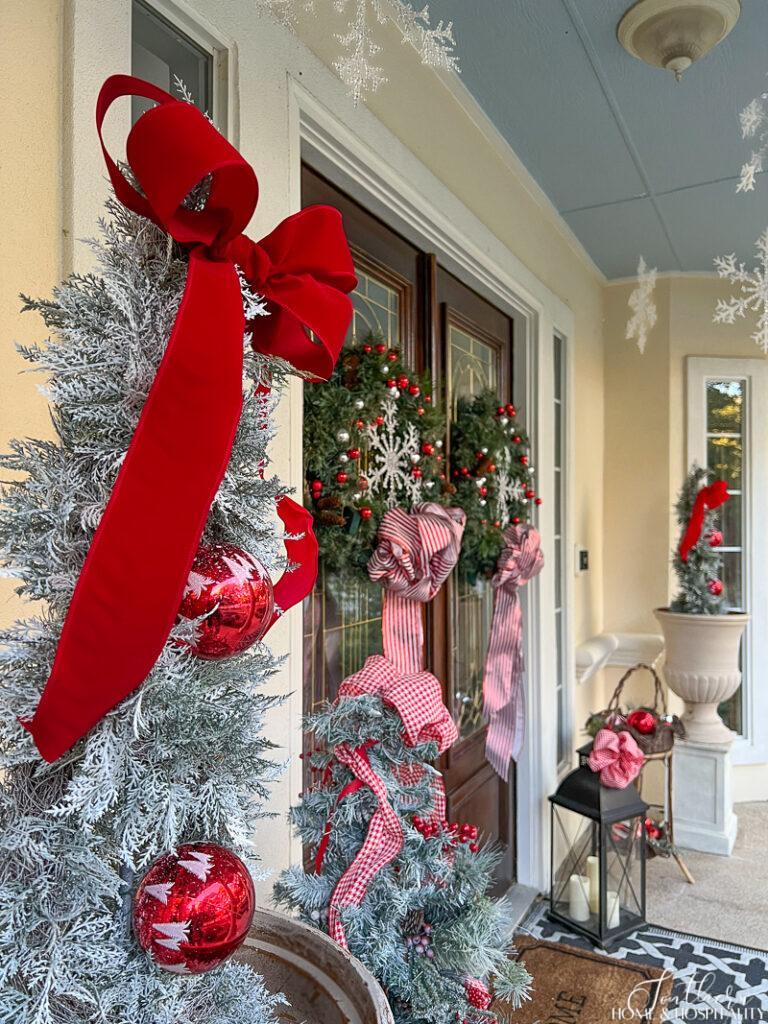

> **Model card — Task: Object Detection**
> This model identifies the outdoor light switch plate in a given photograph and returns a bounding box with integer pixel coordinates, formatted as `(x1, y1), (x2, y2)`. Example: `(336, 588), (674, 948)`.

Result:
(575, 547), (589, 574)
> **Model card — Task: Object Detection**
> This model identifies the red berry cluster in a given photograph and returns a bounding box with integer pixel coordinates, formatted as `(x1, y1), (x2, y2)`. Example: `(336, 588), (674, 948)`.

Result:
(412, 816), (480, 854)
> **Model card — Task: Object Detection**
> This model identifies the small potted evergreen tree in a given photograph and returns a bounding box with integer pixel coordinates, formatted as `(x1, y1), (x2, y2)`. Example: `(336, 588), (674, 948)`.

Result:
(654, 465), (749, 744)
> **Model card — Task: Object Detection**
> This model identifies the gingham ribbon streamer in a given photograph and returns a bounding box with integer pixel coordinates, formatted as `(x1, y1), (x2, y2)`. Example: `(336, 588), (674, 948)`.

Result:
(483, 523), (544, 781)
(324, 654), (458, 947)
(368, 503), (466, 674)
(587, 727), (645, 789)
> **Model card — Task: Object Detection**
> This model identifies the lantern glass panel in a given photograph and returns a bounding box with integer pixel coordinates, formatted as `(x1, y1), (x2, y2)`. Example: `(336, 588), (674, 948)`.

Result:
(606, 816), (645, 928)
(551, 805), (597, 924)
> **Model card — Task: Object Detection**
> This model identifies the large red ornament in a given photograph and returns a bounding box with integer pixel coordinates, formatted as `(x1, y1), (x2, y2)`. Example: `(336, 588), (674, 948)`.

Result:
(627, 709), (656, 735)
(178, 544), (274, 660)
(708, 579), (724, 596)
(133, 842), (255, 974)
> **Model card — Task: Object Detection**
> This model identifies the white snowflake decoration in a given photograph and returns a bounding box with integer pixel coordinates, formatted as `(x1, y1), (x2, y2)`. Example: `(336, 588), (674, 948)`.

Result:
(713, 229), (768, 353)
(494, 450), (522, 529)
(364, 392), (423, 507)
(736, 77), (768, 194)
(626, 255), (657, 355)
(256, 0), (459, 105)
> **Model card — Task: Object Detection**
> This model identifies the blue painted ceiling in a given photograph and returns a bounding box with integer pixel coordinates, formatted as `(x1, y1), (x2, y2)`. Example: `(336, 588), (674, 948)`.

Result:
(428, 0), (768, 279)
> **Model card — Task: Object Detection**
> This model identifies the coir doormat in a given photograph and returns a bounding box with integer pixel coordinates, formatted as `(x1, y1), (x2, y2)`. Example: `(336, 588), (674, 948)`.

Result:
(500, 936), (672, 1024)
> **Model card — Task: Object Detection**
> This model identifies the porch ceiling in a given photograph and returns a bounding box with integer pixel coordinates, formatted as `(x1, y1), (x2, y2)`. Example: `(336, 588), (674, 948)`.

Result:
(429, 0), (768, 279)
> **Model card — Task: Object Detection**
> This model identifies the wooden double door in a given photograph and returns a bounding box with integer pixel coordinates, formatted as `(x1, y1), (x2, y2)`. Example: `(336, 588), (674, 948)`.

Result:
(302, 167), (516, 891)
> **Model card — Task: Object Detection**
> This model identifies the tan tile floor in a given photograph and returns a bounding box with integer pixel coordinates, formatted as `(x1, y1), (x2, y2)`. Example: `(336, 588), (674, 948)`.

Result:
(646, 801), (768, 949)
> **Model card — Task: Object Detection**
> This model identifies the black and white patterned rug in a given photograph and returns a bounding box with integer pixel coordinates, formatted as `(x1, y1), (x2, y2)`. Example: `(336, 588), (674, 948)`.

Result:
(519, 900), (768, 1022)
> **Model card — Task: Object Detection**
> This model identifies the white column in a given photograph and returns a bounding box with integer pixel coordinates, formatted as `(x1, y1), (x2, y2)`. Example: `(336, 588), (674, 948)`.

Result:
(673, 737), (737, 855)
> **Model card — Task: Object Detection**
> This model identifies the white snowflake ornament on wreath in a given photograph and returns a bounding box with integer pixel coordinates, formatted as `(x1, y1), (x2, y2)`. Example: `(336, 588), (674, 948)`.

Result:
(626, 255), (657, 355)
(365, 391), (424, 507)
(714, 229), (768, 353)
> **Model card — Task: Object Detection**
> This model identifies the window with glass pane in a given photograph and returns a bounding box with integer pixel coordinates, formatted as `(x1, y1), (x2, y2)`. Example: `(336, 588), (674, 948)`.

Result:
(706, 379), (746, 734)
(554, 336), (569, 767)
(448, 321), (500, 737)
(132, 1), (212, 122)
(304, 270), (405, 710)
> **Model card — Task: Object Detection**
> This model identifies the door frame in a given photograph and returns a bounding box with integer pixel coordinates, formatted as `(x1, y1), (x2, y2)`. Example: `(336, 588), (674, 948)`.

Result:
(292, 79), (573, 891)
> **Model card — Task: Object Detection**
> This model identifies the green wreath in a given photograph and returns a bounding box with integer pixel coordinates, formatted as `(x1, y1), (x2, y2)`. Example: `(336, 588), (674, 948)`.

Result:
(304, 335), (446, 576)
(450, 391), (537, 581)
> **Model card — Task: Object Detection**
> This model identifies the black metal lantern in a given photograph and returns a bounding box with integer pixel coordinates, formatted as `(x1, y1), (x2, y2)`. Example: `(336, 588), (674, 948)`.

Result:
(548, 744), (648, 947)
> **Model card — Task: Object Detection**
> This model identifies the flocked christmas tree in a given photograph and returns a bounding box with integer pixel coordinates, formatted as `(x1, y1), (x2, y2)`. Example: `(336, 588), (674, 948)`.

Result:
(0, 195), (288, 1022)
(275, 690), (531, 1023)
(670, 464), (729, 614)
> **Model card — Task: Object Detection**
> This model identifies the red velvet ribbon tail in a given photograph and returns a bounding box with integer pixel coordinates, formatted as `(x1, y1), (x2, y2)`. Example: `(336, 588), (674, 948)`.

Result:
(270, 497), (318, 628)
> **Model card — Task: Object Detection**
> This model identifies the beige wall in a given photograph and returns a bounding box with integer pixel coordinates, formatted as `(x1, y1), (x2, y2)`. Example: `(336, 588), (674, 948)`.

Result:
(0, 0), (62, 629)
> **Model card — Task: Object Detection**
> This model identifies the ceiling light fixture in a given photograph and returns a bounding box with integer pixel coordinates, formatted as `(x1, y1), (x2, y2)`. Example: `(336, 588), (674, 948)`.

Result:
(617, 0), (741, 82)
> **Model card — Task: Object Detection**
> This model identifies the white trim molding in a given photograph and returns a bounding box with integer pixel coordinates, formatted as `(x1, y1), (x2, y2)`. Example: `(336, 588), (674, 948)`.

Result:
(575, 632), (664, 684)
(687, 356), (768, 767)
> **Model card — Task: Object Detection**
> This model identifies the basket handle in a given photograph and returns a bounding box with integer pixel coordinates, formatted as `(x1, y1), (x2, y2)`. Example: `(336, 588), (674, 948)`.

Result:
(607, 662), (668, 717)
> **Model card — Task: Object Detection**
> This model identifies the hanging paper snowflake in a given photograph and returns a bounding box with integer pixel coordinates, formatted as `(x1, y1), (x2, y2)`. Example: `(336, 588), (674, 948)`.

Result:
(365, 392), (425, 507)
(495, 454), (527, 531)
(256, 0), (459, 105)
(713, 229), (768, 353)
(626, 255), (657, 355)
(736, 76), (768, 194)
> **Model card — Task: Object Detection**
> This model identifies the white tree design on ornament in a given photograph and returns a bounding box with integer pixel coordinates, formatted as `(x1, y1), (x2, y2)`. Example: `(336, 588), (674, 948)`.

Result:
(714, 229), (768, 353)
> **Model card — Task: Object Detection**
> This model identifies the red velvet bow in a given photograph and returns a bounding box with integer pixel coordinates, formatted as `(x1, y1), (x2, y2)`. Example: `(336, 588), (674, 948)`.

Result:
(22, 76), (355, 762)
(679, 479), (729, 563)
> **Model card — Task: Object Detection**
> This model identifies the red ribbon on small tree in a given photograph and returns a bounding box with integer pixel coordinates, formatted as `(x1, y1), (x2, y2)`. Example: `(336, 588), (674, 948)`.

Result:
(23, 75), (356, 762)
(678, 479), (729, 563)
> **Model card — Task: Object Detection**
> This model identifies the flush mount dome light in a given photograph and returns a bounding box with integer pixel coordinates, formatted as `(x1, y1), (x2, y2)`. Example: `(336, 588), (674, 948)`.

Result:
(618, 0), (741, 81)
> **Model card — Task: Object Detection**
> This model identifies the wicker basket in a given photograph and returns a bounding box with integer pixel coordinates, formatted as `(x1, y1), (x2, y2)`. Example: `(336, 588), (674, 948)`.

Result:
(589, 663), (683, 754)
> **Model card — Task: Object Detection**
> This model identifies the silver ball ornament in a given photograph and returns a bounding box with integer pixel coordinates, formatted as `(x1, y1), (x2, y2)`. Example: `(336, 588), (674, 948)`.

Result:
(354, 399), (365, 410)
(336, 430), (350, 444)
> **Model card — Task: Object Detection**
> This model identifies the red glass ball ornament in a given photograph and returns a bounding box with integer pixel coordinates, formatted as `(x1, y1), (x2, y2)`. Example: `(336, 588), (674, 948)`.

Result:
(386, 378), (397, 389)
(480, 486), (488, 497)
(397, 375), (410, 390)
(708, 530), (724, 547)
(535, 497), (543, 506)
(525, 489), (536, 499)
(708, 579), (724, 596)
(355, 418), (365, 430)
(417, 407), (425, 417)
(132, 842), (255, 974)
(487, 463), (496, 473)
(178, 545), (274, 660)
(362, 343), (372, 354)
(513, 435), (522, 444)
(347, 448), (361, 460)
(627, 709), (656, 735)
(493, 520), (501, 528)
(512, 516), (521, 525)
(375, 415), (385, 426)
(411, 467), (423, 478)
(496, 406), (505, 416)
(461, 466), (469, 476)
(424, 395), (432, 404)
(311, 480), (323, 493)
(360, 507), (373, 520)
(336, 471), (348, 484)
(387, 349), (399, 362)
(506, 403), (516, 417)
(421, 442), (435, 456)
(409, 385), (420, 397)
(480, 519), (487, 525)
(375, 343), (387, 354)
(519, 455), (529, 466)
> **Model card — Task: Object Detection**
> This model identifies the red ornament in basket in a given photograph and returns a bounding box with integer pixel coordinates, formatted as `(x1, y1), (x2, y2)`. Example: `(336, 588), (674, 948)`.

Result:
(626, 708), (657, 736)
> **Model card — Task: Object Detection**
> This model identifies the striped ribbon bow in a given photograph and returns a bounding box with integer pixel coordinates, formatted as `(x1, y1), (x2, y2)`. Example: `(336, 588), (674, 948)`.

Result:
(482, 523), (544, 781)
(324, 654), (458, 946)
(368, 503), (466, 674)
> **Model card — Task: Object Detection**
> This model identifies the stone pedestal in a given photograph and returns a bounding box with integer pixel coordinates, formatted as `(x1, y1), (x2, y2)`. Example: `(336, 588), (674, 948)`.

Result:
(672, 737), (737, 855)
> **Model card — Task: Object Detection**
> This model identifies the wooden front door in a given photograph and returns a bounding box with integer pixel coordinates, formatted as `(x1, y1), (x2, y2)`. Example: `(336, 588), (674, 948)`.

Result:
(302, 168), (516, 889)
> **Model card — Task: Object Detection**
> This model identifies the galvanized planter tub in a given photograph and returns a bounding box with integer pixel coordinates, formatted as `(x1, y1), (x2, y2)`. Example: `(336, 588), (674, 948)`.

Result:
(236, 907), (394, 1024)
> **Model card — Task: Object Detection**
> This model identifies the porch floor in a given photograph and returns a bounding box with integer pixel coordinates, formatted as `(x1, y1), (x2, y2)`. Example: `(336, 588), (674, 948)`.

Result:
(646, 801), (768, 950)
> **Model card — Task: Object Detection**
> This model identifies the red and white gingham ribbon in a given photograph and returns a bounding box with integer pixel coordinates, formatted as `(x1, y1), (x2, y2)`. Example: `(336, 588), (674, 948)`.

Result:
(324, 654), (458, 946)
(588, 728), (645, 789)
(482, 523), (544, 781)
(368, 503), (465, 674)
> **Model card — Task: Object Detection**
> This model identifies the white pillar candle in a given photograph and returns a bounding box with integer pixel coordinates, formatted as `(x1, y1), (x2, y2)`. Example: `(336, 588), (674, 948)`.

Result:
(607, 889), (621, 928)
(586, 855), (600, 914)
(568, 874), (590, 922)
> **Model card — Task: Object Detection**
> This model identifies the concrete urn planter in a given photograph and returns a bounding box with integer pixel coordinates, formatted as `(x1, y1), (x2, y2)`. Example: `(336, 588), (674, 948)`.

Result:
(654, 608), (749, 745)
(235, 907), (394, 1024)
